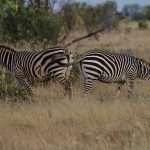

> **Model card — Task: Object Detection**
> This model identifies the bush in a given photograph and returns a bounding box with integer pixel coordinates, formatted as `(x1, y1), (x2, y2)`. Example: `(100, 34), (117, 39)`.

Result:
(138, 21), (148, 29)
(0, 2), (61, 44)
(0, 69), (29, 101)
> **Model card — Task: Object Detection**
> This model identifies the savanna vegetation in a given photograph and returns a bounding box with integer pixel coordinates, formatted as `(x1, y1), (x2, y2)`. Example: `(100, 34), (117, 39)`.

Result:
(0, 0), (150, 150)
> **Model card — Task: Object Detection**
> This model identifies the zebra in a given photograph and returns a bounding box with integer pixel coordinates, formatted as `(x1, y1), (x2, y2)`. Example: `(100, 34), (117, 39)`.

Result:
(0, 45), (73, 99)
(55, 50), (150, 97)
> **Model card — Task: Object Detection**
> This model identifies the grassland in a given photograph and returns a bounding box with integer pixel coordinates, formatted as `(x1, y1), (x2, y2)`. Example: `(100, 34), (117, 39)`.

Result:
(0, 27), (150, 150)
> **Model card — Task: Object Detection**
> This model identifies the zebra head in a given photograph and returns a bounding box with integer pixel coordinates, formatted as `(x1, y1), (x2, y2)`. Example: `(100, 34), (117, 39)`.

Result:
(137, 58), (150, 80)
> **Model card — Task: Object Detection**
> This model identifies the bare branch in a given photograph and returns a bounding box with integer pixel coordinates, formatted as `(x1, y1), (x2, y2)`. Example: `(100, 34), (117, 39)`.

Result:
(65, 27), (106, 47)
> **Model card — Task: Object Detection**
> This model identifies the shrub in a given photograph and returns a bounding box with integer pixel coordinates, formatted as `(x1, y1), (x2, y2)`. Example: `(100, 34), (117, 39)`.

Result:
(70, 52), (81, 84)
(0, 2), (61, 44)
(138, 21), (148, 29)
(0, 69), (29, 101)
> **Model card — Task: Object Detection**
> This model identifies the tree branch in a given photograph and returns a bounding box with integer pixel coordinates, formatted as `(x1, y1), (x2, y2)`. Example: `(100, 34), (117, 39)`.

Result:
(65, 27), (106, 47)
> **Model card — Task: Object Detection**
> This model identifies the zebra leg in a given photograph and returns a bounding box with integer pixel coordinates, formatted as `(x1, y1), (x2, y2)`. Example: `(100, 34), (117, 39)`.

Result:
(116, 81), (126, 96)
(127, 80), (134, 98)
(55, 77), (72, 99)
(125, 70), (136, 98)
(64, 80), (72, 99)
(15, 71), (33, 96)
(83, 77), (96, 97)
(117, 81), (125, 91)
(16, 77), (33, 96)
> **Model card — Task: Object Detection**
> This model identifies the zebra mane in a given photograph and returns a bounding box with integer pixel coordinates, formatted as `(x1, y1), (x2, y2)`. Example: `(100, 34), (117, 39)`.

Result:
(0, 45), (17, 52)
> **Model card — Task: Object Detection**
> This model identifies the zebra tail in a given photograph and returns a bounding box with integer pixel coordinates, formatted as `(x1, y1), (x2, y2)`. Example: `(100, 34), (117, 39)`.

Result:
(57, 59), (81, 67)
(52, 53), (83, 67)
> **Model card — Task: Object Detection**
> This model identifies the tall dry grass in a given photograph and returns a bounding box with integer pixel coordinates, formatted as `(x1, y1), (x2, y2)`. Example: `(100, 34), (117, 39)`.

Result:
(0, 27), (150, 150)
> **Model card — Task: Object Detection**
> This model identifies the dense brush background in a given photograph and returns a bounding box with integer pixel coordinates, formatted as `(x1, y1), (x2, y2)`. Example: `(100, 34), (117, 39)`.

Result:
(0, 1), (150, 149)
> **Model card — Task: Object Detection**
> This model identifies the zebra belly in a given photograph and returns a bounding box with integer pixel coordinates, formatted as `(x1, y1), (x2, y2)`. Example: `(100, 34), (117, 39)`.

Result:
(36, 75), (51, 82)
(26, 74), (51, 83)
(98, 74), (126, 84)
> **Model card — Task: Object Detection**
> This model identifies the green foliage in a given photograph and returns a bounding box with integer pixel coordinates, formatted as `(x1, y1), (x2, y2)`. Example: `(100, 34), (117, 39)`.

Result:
(80, 4), (97, 32)
(0, 1), (150, 44)
(21, 7), (61, 43)
(78, 1), (118, 31)
(0, 69), (29, 101)
(122, 4), (150, 21)
(122, 4), (142, 18)
(144, 5), (150, 20)
(95, 1), (118, 28)
(138, 21), (148, 29)
(60, 2), (85, 32)
(0, 0), (61, 44)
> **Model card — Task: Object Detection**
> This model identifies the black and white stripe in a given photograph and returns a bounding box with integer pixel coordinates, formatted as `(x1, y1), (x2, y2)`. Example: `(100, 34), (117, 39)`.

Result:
(0, 45), (73, 99)
(56, 50), (150, 97)
(80, 50), (150, 97)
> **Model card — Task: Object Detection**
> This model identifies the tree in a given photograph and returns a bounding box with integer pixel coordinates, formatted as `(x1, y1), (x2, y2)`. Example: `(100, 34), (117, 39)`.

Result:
(80, 4), (96, 32)
(144, 5), (150, 20)
(27, 0), (66, 13)
(0, 0), (61, 43)
(79, 1), (118, 31)
(96, 1), (118, 28)
(122, 4), (143, 19)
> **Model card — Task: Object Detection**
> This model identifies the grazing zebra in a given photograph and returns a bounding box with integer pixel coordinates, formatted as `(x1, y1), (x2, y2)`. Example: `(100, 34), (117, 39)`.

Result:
(56, 50), (150, 97)
(0, 45), (73, 99)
